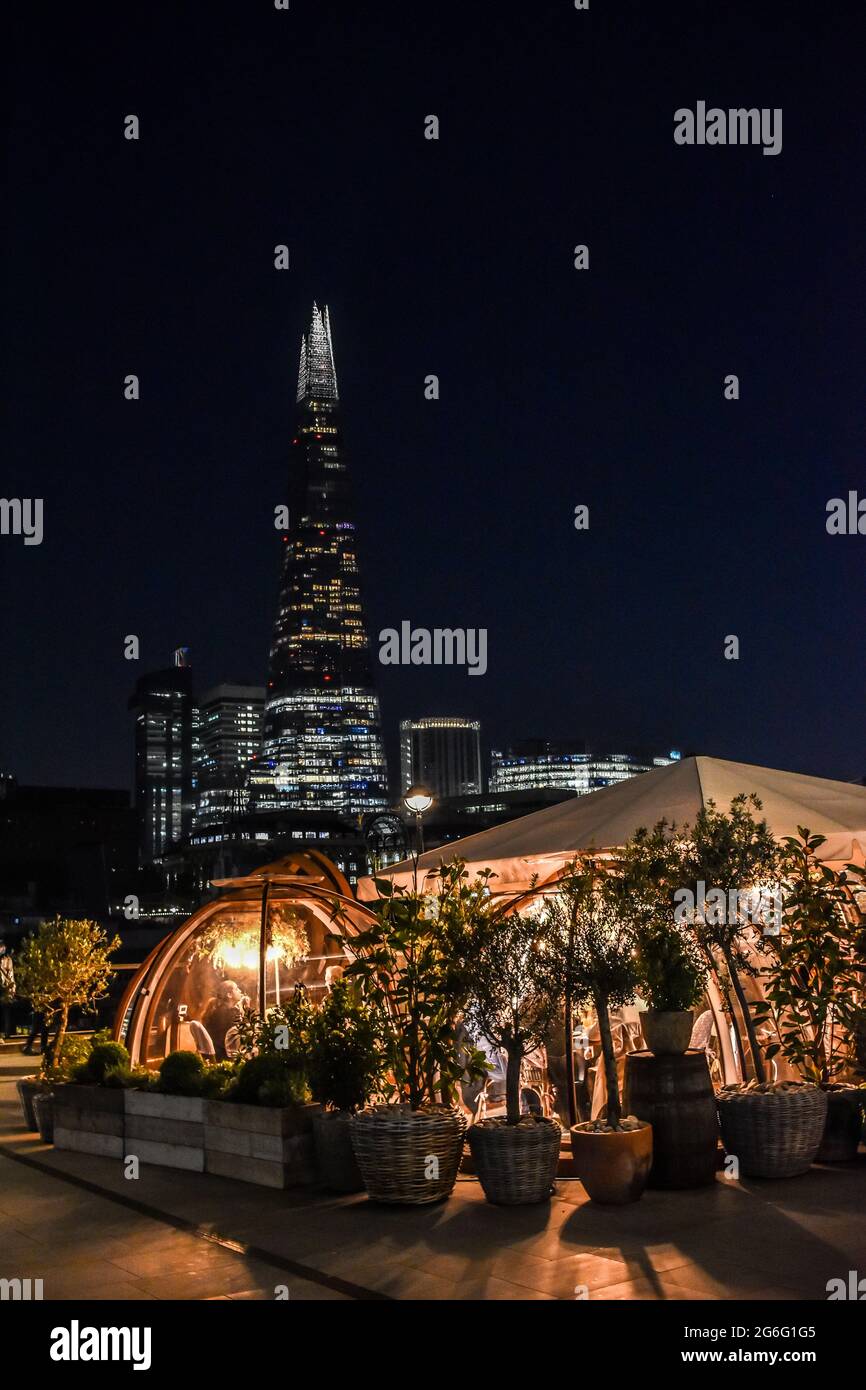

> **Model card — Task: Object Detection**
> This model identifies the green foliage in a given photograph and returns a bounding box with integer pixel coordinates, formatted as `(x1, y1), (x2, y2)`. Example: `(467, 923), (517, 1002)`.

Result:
(158, 1050), (207, 1096)
(634, 922), (706, 1012)
(102, 1064), (154, 1091)
(678, 795), (782, 1083)
(337, 860), (493, 1109)
(15, 917), (120, 1067)
(232, 990), (313, 1071)
(75, 1039), (130, 1085)
(232, 1053), (307, 1108)
(680, 795), (781, 956)
(756, 830), (864, 1086)
(306, 978), (385, 1113)
(46, 1030), (104, 1083)
(200, 1059), (238, 1099)
(464, 908), (564, 1123)
(607, 820), (707, 1012)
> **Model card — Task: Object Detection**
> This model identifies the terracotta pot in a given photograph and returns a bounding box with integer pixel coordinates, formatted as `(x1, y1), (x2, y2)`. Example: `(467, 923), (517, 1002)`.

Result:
(313, 1109), (364, 1192)
(569, 1121), (653, 1205)
(816, 1088), (863, 1163)
(640, 1010), (693, 1056)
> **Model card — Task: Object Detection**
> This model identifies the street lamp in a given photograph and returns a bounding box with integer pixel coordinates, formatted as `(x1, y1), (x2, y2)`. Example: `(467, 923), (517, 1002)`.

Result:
(403, 784), (434, 855)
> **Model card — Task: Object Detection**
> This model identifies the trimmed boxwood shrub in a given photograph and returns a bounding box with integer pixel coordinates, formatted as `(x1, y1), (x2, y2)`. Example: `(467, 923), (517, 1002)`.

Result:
(74, 1039), (130, 1084)
(232, 1054), (306, 1108)
(158, 1050), (207, 1097)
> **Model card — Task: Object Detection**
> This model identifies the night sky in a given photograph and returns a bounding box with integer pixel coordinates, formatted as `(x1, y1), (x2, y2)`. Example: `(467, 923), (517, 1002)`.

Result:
(2, 0), (864, 793)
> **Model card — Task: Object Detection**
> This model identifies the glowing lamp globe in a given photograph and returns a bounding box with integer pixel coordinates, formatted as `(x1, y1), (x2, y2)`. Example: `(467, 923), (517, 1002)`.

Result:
(403, 785), (433, 816)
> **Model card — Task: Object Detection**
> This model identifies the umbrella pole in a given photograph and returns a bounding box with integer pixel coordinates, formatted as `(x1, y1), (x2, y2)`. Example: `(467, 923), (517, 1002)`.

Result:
(259, 879), (271, 1018)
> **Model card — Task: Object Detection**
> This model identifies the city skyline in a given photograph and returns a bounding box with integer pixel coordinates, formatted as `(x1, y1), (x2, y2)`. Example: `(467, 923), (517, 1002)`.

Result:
(2, 1), (863, 796)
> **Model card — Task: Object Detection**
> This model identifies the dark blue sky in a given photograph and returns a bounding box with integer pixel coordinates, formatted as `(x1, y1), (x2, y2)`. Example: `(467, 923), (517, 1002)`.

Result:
(2, 0), (863, 790)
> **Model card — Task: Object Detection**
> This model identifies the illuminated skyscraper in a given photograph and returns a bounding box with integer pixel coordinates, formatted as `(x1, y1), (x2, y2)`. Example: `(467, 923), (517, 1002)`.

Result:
(128, 648), (195, 863)
(260, 304), (388, 814)
(400, 718), (483, 798)
(194, 684), (265, 828)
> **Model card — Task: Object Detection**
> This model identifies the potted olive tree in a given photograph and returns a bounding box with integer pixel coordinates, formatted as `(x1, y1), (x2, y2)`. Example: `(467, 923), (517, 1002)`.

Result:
(337, 861), (490, 1205)
(463, 908), (563, 1203)
(548, 860), (652, 1205)
(613, 822), (708, 1055)
(15, 917), (119, 1140)
(307, 978), (386, 1192)
(752, 830), (863, 1164)
(680, 795), (781, 1083)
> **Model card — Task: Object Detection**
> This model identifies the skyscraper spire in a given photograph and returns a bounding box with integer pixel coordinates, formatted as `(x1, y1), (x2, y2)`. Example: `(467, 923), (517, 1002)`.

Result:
(296, 302), (339, 403)
(262, 303), (387, 816)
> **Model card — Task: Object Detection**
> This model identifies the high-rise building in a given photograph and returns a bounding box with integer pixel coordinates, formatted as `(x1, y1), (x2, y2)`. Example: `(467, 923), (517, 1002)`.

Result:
(260, 304), (388, 814)
(194, 684), (265, 828)
(490, 741), (680, 795)
(128, 648), (196, 863)
(400, 718), (483, 798)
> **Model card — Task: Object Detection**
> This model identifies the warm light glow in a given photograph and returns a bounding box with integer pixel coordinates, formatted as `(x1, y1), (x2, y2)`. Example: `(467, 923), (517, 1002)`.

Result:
(213, 936), (298, 973)
(403, 784), (434, 815)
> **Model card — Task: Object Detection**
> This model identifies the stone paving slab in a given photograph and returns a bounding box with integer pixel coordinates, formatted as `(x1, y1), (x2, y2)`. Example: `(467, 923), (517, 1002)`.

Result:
(2, 1058), (864, 1301)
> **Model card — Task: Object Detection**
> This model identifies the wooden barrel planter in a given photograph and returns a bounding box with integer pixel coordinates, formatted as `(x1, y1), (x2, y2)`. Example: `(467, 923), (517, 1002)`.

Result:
(623, 1049), (719, 1189)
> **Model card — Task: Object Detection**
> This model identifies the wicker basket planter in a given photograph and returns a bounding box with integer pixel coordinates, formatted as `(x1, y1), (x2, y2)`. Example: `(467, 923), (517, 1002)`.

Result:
(468, 1116), (561, 1205)
(716, 1084), (827, 1179)
(350, 1104), (467, 1205)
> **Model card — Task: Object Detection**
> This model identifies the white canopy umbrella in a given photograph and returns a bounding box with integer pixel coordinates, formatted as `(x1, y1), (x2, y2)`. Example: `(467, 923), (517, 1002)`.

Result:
(360, 755), (866, 897)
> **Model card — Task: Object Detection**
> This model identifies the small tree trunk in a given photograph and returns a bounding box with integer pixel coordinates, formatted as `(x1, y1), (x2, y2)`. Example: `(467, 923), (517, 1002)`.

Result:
(595, 994), (621, 1129)
(564, 990), (577, 1127)
(703, 942), (745, 1083)
(505, 1041), (522, 1124)
(725, 946), (766, 1084)
(50, 1003), (70, 1072)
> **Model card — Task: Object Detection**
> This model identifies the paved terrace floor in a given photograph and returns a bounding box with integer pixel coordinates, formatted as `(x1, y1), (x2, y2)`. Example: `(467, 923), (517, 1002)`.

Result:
(1, 1053), (863, 1302)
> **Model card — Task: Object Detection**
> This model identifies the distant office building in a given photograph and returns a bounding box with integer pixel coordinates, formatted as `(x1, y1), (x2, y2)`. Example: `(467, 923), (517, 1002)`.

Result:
(129, 648), (196, 863)
(195, 684), (265, 828)
(490, 740), (680, 795)
(400, 718), (483, 798)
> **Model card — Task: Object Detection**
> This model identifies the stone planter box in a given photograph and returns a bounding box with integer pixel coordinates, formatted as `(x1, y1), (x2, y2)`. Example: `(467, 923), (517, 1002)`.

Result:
(204, 1100), (320, 1189)
(53, 1085), (125, 1159)
(124, 1091), (206, 1172)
